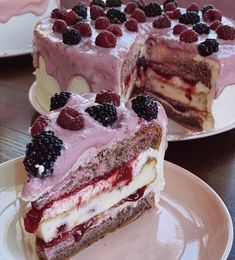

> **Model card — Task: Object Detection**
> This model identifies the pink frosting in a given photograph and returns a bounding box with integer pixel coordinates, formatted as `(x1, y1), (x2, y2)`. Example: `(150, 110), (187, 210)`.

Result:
(22, 93), (168, 201)
(0, 0), (50, 23)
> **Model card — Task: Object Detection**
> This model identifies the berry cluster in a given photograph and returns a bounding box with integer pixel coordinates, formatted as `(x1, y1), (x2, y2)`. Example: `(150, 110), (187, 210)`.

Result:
(50, 92), (71, 111)
(179, 11), (200, 25)
(193, 23), (210, 35)
(198, 39), (219, 57)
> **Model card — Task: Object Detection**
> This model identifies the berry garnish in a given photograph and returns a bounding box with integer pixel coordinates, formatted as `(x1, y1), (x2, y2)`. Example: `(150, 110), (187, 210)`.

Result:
(90, 5), (105, 20)
(144, 3), (162, 17)
(72, 4), (88, 19)
(129, 0), (145, 10)
(132, 95), (158, 121)
(85, 104), (117, 126)
(57, 107), (85, 130)
(210, 20), (222, 31)
(75, 16), (85, 23)
(74, 22), (92, 37)
(166, 8), (181, 19)
(131, 8), (146, 23)
(52, 20), (67, 33)
(107, 8), (127, 24)
(193, 23), (210, 34)
(173, 24), (187, 35)
(106, 0), (122, 8)
(153, 14), (171, 29)
(163, 0), (177, 8)
(63, 28), (81, 45)
(203, 9), (222, 22)
(187, 3), (199, 13)
(95, 17), (110, 29)
(31, 116), (49, 137)
(51, 8), (67, 19)
(179, 11), (200, 24)
(198, 39), (219, 57)
(50, 92), (72, 111)
(164, 3), (176, 12)
(64, 11), (78, 26)
(201, 4), (214, 15)
(95, 31), (117, 48)
(23, 131), (64, 178)
(95, 90), (120, 106)
(180, 29), (198, 43)
(124, 2), (138, 14)
(90, 0), (106, 9)
(107, 24), (122, 37)
(216, 25), (235, 40)
(125, 18), (138, 32)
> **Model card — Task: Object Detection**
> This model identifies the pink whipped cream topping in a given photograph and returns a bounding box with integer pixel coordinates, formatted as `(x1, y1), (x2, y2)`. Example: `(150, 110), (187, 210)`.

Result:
(22, 93), (167, 201)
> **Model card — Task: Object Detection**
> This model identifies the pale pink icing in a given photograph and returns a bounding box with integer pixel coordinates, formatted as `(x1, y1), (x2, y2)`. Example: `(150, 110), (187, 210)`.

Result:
(22, 93), (167, 201)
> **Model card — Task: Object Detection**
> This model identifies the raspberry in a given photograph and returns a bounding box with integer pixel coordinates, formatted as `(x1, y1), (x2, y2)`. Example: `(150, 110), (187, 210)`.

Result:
(107, 24), (122, 37)
(198, 39), (219, 56)
(51, 8), (67, 19)
(180, 29), (198, 43)
(203, 9), (222, 22)
(131, 9), (146, 23)
(90, 5), (105, 20)
(201, 4), (214, 15)
(124, 2), (138, 14)
(90, 0), (106, 9)
(85, 104), (117, 126)
(95, 17), (110, 29)
(52, 20), (67, 33)
(129, 0), (145, 10)
(164, 3), (176, 12)
(179, 11), (200, 25)
(64, 11), (78, 26)
(72, 4), (87, 19)
(95, 90), (120, 106)
(63, 28), (81, 45)
(132, 95), (158, 121)
(193, 23), (210, 34)
(74, 22), (92, 37)
(187, 3), (199, 13)
(166, 8), (181, 19)
(31, 116), (49, 137)
(153, 14), (171, 29)
(173, 24), (187, 35)
(106, 0), (122, 8)
(210, 20), (222, 30)
(144, 3), (162, 17)
(57, 107), (85, 130)
(107, 8), (127, 24)
(50, 92), (72, 111)
(216, 25), (235, 40)
(95, 31), (117, 48)
(125, 18), (138, 32)
(23, 131), (64, 178)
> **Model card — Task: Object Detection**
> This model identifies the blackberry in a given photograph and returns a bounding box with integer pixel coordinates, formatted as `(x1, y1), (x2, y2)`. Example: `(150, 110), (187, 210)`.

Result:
(132, 95), (158, 121)
(129, 0), (144, 10)
(198, 39), (219, 57)
(144, 3), (162, 17)
(204, 39), (219, 52)
(179, 11), (200, 25)
(23, 131), (64, 178)
(193, 23), (210, 34)
(107, 9), (127, 24)
(106, 0), (122, 8)
(201, 4), (214, 15)
(75, 16), (85, 23)
(50, 92), (71, 111)
(62, 28), (81, 45)
(72, 4), (87, 19)
(163, 0), (177, 8)
(85, 104), (117, 126)
(90, 0), (106, 9)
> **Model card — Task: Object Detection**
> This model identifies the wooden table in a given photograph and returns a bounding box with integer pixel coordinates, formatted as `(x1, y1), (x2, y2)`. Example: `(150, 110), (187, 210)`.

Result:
(0, 55), (234, 259)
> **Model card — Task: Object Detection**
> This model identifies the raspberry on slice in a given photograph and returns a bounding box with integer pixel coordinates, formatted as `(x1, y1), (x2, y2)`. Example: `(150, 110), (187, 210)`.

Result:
(124, 2), (138, 14)
(216, 25), (235, 40)
(180, 29), (198, 43)
(95, 31), (117, 48)
(51, 8), (67, 19)
(193, 23), (210, 34)
(186, 3), (199, 13)
(90, 0), (106, 9)
(74, 22), (92, 37)
(144, 3), (162, 17)
(201, 4), (214, 15)
(164, 3), (176, 12)
(125, 18), (138, 32)
(131, 8), (146, 23)
(52, 20), (67, 33)
(72, 4), (87, 19)
(95, 90), (120, 106)
(57, 107), (85, 130)
(50, 92), (72, 111)
(179, 11), (200, 24)
(107, 24), (122, 37)
(63, 28), (81, 45)
(173, 24), (187, 35)
(106, 8), (127, 24)
(31, 116), (49, 137)
(95, 17), (110, 29)
(132, 95), (158, 121)
(153, 14), (171, 29)
(166, 8), (181, 19)
(210, 20), (222, 31)
(90, 5), (105, 20)
(203, 9), (222, 22)
(106, 0), (122, 8)
(64, 11), (78, 26)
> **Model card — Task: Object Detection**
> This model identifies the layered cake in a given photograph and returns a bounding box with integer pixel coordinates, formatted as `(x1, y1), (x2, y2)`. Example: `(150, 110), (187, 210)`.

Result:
(33, 0), (235, 131)
(22, 91), (167, 259)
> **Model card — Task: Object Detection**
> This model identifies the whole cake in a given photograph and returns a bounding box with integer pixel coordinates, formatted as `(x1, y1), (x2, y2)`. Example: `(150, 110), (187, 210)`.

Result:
(33, 0), (235, 131)
(22, 91), (167, 260)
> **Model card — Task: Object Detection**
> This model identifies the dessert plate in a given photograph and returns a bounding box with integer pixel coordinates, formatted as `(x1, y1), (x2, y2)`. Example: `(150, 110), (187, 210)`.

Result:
(29, 82), (235, 141)
(0, 157), (233, 260)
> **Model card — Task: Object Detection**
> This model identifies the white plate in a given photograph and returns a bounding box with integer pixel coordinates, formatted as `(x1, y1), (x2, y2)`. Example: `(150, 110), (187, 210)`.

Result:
(29, 82), (235, 141)
(0, 157), (233, 260)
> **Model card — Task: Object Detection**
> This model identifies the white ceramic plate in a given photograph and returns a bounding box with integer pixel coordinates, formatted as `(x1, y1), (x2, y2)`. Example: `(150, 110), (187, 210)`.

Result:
(0, 157), (233, 260)
(29, 82), (235, 141)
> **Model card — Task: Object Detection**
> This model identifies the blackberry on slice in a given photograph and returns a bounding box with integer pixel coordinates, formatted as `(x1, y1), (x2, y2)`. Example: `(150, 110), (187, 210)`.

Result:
(198, 39), (219, 57)
(72, 4), (87, 19)
(132, 95), (158, 121)
(75, 16), (85, 23)
(193, 23), (210, 34)
(62, 28), (81, 45)
(179, 11), (200, 25)
(106, 9), (127, 24)
(23, 131), (64, 178)
(50, 92), (71, 111)
(163, 0), (177, 8)
(144, 3), (162, 17)
(106, 0), (122, 8)
(204, 39), (219, 52)
(85, 104), (117, 126)
(90, 0), (106, 9)
(201, 4), (214, 15)
(129, 0), (144, 10)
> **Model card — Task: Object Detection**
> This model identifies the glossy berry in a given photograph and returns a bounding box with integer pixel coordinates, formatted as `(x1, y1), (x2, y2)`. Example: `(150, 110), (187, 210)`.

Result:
(63, 28), (81, 45)
(187, 3), (199, 13)
(57, 107), (85, 130)
(95, 31), (117, 48)
(164, 3), (176, 12)
(107, 24), (122, 37)
(173, 24), (187, 35)
(107, 9), (127, 24)
(95, 17), (110, 29)
(193, 23), (210, 34)
(124, 2), (138, 14)
(216, 25), (235, 40)
(166, 8), (181, 19)
(74, 22), (92, 37)
(52, 20), (67, 33)
(72, 4), (87, 19)
(129, 0), (144, 10)
(203, 9), (222, 22)
(90, 5), (105, 20)
(201, 4), (214, 15)
(106, 0), (122, 7)
(180, 29), (198, 43)
(153, 14), (171, 28)
(132, 95), (158, 121)
(210, 20), (222, 31)
(179, 11), (200, 25)
(95, 90), (120, 106)
(50, 92), (72, 111)
(144, 3), (162, 17)
(23, 131), (64, 178)
(90, 0), (106, 9)
(198, 39), (219, 56)
(163, 0), (177, 8)
(85, 104), (117, 126)
(64, 11), (78, 26)
(125, 18), (138, 32)
(51, 8), (67, 19)
(131, 9), (146, 23)
(31, 116), (49, 137)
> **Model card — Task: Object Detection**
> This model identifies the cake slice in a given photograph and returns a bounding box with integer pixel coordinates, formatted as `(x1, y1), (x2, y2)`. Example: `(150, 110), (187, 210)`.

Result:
(22, 91), (167, 260)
